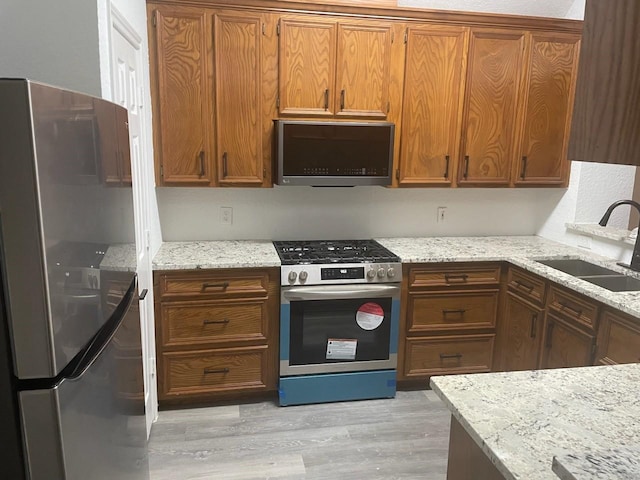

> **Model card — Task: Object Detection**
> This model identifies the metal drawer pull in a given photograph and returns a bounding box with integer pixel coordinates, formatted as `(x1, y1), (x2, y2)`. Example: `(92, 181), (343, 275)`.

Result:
(198, 151), (205, 177)
(444, 155), (450, 179)
(204, 367), (229, 374)
(442, 309), (466, 315)
(521, 156), (528, 180)
(463, 155), (469, 179)
(530, 313), (538, 338)
(203, 318), (230, 325)
(340, 89), (345, 110)
(201, 282), (229, 291)
(222, 152), (228, 177)
(515, 280), (534, 292)
(439, 353), (463, 360)
(444, 273), (468, 282)
(324, 89), (329, 110)
(559, 301), (582, 317)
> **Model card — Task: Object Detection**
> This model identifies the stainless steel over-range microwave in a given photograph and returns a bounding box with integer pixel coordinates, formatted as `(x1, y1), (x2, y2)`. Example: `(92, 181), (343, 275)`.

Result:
(274, 120), (395, 187)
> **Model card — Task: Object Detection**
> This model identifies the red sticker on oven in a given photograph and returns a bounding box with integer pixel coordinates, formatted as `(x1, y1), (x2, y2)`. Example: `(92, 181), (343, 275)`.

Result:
(356, 302), (384, 330)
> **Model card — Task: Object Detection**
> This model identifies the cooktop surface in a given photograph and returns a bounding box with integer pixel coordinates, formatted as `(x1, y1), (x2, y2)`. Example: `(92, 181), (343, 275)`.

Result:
(273, 239), (400, 265)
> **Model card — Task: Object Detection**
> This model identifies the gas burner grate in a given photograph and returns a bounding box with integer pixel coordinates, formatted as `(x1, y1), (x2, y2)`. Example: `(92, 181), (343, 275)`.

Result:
(273, 240), (399, 265)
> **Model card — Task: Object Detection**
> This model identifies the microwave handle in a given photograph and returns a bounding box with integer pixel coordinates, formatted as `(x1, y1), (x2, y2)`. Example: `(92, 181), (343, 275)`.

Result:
(282, 284), (400, 302)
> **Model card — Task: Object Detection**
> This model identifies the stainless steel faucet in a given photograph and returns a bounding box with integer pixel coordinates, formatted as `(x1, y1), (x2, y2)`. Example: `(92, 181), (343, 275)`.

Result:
(598, 199), (640, 271)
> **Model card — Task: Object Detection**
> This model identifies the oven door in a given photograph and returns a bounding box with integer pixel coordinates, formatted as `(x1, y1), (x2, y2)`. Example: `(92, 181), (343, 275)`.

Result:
(280, 284), (400, 376)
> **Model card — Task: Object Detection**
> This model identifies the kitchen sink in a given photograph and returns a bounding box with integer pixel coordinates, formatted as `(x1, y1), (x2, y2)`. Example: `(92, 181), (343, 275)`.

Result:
(536, 259), (621, 277)
(536, 259), (640, 292)
(580, 275), (640, 292)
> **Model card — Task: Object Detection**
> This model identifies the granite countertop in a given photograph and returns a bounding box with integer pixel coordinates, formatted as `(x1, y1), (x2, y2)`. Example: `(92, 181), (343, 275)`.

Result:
(100, 243), (137, 272)
(153, 240), (281, 270)
(430, 364), (640, 480)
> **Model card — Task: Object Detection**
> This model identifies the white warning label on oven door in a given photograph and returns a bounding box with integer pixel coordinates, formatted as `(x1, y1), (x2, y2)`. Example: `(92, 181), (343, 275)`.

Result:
(326, 339), (357, 360)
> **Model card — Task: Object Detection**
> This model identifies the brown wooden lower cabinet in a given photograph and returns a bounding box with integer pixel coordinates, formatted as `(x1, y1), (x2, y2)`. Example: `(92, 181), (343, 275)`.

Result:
(499, 291), (544, 371)
(595, 309), (640, 365)
(154, 267), (279, 405)
(404, 334), (495, 377)
(539, 313), (595, 369)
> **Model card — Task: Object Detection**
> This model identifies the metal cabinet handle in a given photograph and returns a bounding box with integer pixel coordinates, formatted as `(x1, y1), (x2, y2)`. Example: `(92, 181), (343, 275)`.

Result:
(198, 151), (205, 177)
(324, 89), (329, 110)
(545, 321), (555, 348)
(530, 313), (538, 338)
(439, 353), (463, 360)
(204, 367), (229, 374)
(222, 152), (228, 177)
(442, 309), (466, 315)
(521, 156), (528, 180)
(559, 301), (582, 318)
(444, 273), (468, 283)
(139, 288), (148, 301)
(201, 281), (229, 291)
(340, 89), (345, 110)
(203, 318), (230, 325)
(444, 155), (450, 179)
(463, 155), (469, 179)
(515, 280), (534, 292)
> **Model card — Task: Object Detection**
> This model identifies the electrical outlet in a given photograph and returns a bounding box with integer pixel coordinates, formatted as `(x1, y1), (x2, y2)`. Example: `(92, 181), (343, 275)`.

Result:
(437, 206), (447, 223)
(220, 206), (233, 225)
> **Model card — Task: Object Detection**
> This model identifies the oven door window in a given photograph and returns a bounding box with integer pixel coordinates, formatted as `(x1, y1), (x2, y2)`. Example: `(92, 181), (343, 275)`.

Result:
(289, 297), (392, 366)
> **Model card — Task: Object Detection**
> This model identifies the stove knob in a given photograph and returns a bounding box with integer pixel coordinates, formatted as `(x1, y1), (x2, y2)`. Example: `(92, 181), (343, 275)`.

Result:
(288, 271), (297, 282)
(299, 271), (308, 282)
(377, 267), (386, 278)
(367, 269), (376, 279)
(387, 268), (396, 279)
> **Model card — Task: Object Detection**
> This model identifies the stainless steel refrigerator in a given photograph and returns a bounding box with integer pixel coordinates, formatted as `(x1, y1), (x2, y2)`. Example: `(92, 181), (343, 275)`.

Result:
(0, 79), (149, 479)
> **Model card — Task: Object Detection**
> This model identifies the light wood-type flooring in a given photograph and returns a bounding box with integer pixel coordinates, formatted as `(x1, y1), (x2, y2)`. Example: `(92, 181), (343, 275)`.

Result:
(148, 390), (450, 480)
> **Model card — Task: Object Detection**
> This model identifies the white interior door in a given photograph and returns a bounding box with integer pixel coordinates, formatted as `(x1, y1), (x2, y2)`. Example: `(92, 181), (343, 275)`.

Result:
(109, 4), (158, 436)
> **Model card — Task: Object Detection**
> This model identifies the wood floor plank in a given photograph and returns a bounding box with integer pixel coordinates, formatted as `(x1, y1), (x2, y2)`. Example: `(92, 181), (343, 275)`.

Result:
(149, 389), (450, 479)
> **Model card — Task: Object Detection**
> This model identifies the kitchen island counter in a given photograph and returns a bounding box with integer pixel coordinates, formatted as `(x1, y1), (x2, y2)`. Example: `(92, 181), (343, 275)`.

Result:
(430, 364), (640, 480)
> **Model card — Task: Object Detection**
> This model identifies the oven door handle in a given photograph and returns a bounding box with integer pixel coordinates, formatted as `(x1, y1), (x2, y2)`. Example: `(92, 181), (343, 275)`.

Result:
(282, 284), (401, 302)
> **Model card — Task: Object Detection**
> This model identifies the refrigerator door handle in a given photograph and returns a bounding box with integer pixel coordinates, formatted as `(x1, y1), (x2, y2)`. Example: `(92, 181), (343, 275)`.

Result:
(66, 277), (136, 380)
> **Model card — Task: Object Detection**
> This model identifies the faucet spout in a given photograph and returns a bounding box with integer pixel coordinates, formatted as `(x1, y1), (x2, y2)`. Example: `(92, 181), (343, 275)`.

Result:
(598, 199), (640, 271)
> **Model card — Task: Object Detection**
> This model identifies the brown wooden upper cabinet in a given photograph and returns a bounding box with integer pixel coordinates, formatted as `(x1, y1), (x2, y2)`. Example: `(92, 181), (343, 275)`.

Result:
(278, 16), (392, 118)
(569, 0), (640, 166)
(457, 29), (526, 187)
(515, 32), (580, 186)
(149, 5), (274, 187)
(397, 26), (468, 187)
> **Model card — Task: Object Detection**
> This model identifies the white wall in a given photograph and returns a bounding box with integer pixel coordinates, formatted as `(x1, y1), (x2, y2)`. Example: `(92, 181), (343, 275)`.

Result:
(0, 1), (101, 95)
(397, 0), (581, 18)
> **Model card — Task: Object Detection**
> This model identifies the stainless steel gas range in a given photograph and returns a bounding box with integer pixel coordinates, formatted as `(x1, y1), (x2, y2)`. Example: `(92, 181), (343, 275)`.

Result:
(273, 240), (401, 406)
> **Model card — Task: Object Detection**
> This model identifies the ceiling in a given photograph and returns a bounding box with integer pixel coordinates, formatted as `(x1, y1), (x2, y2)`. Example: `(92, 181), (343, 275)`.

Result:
(396, 0), (584, 19)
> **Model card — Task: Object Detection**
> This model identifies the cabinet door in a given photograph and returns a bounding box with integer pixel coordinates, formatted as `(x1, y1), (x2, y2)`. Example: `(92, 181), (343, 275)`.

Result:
(399, 26), (467, 186)
(595, 310), (640, 365)
(500, 292), (543, 371)
(539, 314), (595, 369)
(214, 13), (264, 185)
(515, 33), (580, 185)
(458, 29), (525, 186)
(152, 8), (212, 185)
(279, 17), (336, 116)
(335, 21), (392, 118)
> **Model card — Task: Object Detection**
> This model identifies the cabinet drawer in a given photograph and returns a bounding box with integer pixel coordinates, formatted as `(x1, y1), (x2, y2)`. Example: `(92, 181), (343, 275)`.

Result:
(162, 346), (268, 397)
(596, 310), (640, 365)
(407, 290), (498, 333)
(548, 286), (598, 330)
(160, 300), (268, 348)
(409, 264), (501, 289)
(507, 268), (546, 305)
(404, 334), (495, 377)
(157, 270), (270, 299)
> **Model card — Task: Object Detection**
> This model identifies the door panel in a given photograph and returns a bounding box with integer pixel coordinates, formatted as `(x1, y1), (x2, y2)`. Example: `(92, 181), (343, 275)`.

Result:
(335, 22), (392, 118)
(539, 314), (594, 369)
(279, 17), (337, 116)
(215, 13), (264, 185)
(399, 26), (467, 186)
(154, 9), (212, 184)
(516, 33), (580, 185)
(459, 29), (525, 186)
(500, 292), (543, 371)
